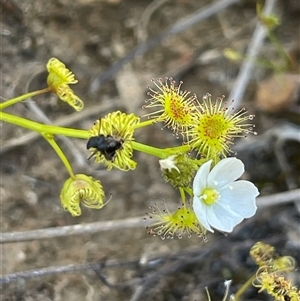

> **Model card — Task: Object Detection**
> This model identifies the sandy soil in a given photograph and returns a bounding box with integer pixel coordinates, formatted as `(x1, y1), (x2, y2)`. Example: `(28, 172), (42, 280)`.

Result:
(1, 0), (299, 300)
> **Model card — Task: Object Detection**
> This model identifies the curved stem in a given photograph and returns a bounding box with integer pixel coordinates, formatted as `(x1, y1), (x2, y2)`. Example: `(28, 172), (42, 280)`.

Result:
(42, 134), (75, 178)
(0, 88), (51, 110)
(233, 274), (256, 301)
(0, 111), (88, 139)
(205, 287), (211, 301)
(222, 280), (232, 301)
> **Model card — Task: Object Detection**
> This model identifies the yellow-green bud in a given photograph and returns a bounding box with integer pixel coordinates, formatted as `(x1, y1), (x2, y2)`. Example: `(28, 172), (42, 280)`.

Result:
(60, 174), (106, 216)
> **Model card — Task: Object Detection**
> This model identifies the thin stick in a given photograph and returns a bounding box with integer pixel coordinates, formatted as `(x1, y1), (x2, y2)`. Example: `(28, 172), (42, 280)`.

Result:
(0, 237), (285, 285)
(0, 258), (139, 285)
(0, 244), (212, 285)
(228, 0), (277, 110)
(90, 0), (241, 93)
(257, 189), (300, 209)
(0, 189), (299, 244)
(135, 0), (169, 43)
(0, 217), (149, 244)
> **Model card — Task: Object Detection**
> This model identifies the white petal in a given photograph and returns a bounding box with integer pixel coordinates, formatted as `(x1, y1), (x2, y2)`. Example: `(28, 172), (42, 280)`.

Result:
(219, 180), (258, 218)
(206, 203), (244, 233)
(193, 196), (214, 232)
(224, 280), (232, 288)
(193, 160), (212, 196)
(159, 155), (180, 172)
(208, 158), (244, 189)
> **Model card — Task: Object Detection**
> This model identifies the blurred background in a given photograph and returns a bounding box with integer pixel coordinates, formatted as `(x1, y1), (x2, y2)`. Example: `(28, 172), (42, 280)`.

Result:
(1, 0), (299, 300)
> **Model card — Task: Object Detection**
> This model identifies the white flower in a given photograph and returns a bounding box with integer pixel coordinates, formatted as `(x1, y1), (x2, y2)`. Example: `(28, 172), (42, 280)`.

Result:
(224, 280), (232, 288)
(159, 155), (180, 173)
(224, 280), (232, 301)
(192, 158), (259, 233)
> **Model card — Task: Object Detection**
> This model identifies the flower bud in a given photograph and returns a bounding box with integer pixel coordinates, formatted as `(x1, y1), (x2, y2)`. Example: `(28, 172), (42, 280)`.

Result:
(159, 154), (199, 188)
(60, 174), (105, 216)
(46, 58), (84, 111)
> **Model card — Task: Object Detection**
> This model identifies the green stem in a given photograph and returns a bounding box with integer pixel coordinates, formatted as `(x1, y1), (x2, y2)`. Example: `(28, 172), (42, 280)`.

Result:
(131, 142), (191, 159)
(0, 111), (88, 139)
(0, 88), (51, 110)
(42, 134), (75, 178)
(134, 119), (156, 129)
(169, 144), (191, 154)
(179, 187), (186, 205)
(267, 30), (291, 70)
(131, 141), (166, 158)
(233, 274), (256, 301)
(251, 57), (278, 70)
(183, 186), (193, 197)
(1, 112), (192, 160)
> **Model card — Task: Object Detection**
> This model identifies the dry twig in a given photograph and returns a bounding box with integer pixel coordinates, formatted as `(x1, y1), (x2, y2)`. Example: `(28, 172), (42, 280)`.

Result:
(0, 241), (214, 285)
(90, 0), (241, 93)
(1, 189), (299, 244)
(1, 237), (286, 288)
(228, 0), (278, 110)
(135, 0), (169, 43)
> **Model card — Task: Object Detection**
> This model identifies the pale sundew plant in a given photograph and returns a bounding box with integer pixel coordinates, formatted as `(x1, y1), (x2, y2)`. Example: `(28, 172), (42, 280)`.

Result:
(2, 58), (299, 301)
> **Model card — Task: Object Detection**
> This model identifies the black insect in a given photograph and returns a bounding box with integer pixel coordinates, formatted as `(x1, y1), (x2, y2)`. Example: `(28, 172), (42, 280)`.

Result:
(87, 121), (123, 161)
